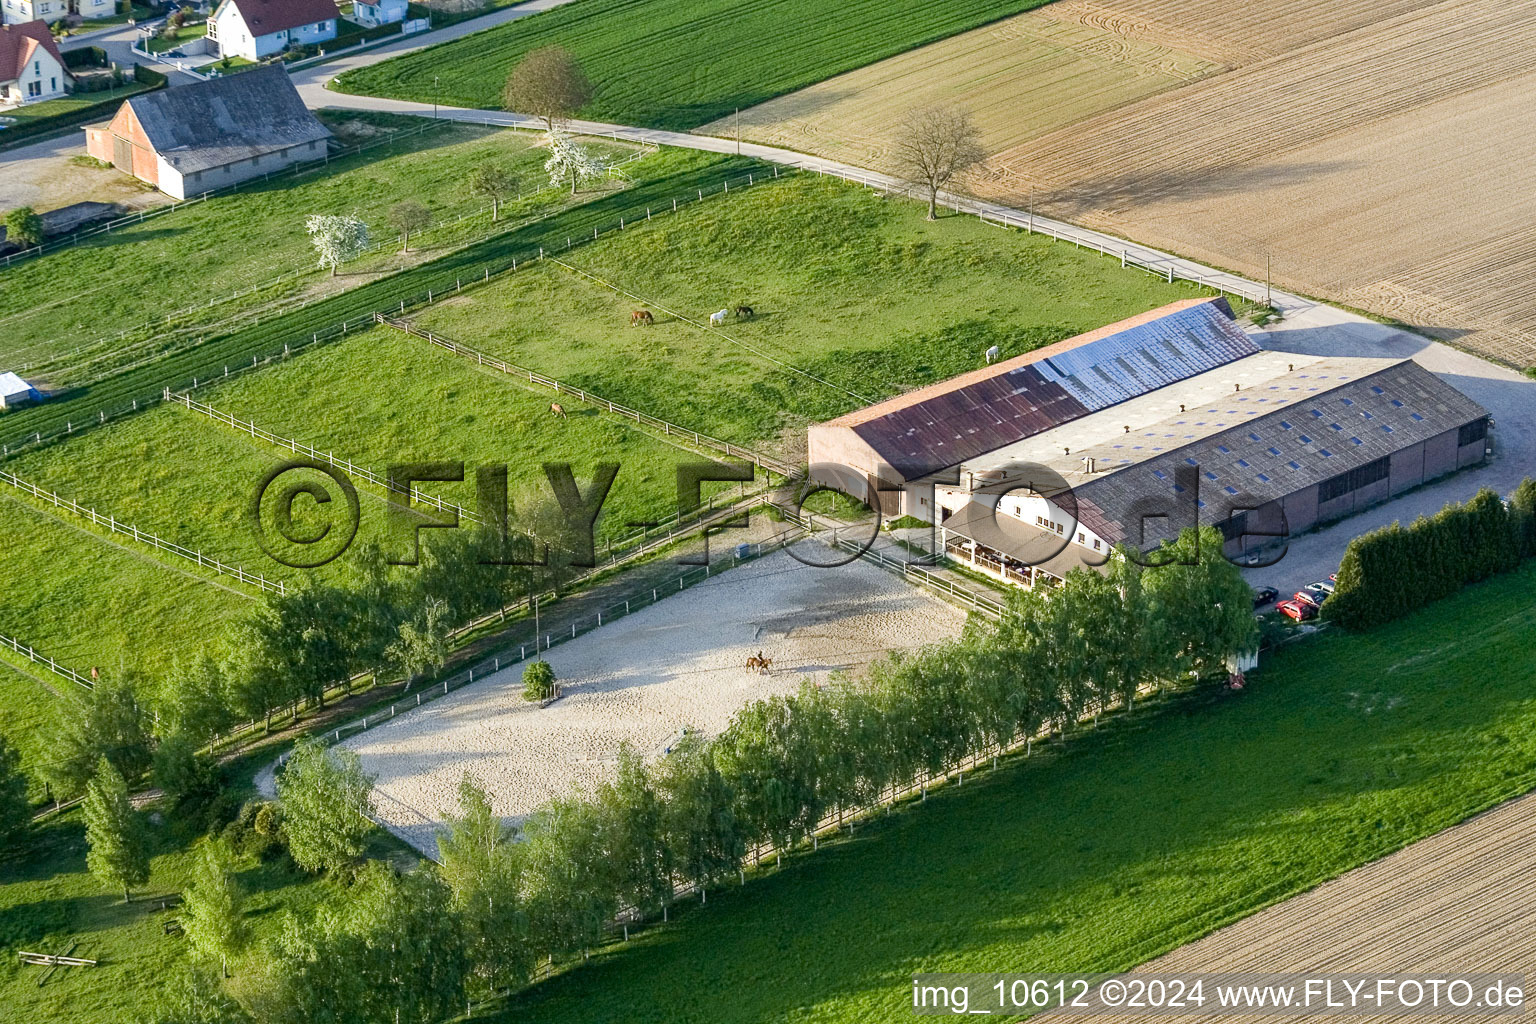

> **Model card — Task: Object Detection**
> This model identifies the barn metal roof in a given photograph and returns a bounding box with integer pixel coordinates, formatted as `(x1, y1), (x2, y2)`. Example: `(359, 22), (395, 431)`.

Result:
(1015, 358), (1488, 549)
(834, 297), (1257, 480)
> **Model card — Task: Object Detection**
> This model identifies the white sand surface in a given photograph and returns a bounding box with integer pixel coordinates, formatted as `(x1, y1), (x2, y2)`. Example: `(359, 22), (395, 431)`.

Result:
(345, 551), (967, 855)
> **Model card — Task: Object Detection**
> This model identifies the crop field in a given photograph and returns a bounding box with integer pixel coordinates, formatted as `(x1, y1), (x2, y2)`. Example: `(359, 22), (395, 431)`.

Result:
(1064, 793), (1536, 1021)
(482, 562), (1536, 1023)
(722, 0), (1536, 369)
(0, 117), (634, 389)
(332, 0), (1055, 129)
(408, 173), (1216, 457)
(0, 149), (753, 451)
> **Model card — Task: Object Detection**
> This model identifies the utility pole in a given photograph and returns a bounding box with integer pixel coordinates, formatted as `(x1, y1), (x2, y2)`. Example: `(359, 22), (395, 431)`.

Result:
(434, 75), (440, 119)
(735, 107), (740, 155)
(1265, 253), (1272, 308)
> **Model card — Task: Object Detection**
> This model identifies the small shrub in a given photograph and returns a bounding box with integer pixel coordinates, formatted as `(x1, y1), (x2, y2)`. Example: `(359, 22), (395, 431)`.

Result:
(4, 207), (44, 249)
(522, 660), (556, 701)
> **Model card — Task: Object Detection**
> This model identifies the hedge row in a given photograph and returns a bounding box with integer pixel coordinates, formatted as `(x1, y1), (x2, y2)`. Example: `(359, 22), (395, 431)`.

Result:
(1324, 480), (1536, 630)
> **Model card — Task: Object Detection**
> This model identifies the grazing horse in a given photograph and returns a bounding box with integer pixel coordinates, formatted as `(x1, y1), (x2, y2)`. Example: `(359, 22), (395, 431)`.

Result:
(630, 309), (654, 326)
(985, 345), (1000, 364)
(734, 305), (754, 320)
(550, 402), (567, 419)
(709, 308), (729, 326)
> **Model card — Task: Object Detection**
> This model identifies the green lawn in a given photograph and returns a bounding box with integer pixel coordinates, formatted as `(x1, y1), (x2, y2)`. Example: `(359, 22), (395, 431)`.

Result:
(201, 323), (720, 546)
(0, 80), (153, 130)
(0, 493), (252, 776)
(488, 564), (1536, 1022)
(0, 148), (748, 450)
(0, 118), (625, 387)
(144, 22), (207, 53)
(332, 0), (1053, 130)
(409, 173), (1215, 448)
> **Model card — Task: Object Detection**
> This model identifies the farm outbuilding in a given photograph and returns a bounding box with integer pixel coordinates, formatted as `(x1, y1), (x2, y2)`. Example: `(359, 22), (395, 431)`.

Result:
(809, 299), (1492, 589)
(0, 371), (38, 408)
(82, 66), (332, 200)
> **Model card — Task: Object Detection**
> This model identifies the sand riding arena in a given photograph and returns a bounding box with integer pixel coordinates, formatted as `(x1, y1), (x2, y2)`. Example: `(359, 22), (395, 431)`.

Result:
(343, 550), (968, 855)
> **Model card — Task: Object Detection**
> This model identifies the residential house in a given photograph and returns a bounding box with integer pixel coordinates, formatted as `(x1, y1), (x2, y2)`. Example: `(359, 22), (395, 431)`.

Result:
(0, 19), (70, 105)
(83, 65), (332, 199)
(207, 0), (338, 60)
(3, 0), (116, 23)
(350, 0), (404, 28)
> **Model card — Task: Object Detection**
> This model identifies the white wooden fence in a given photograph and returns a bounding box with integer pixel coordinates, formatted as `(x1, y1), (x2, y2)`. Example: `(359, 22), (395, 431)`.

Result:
(0, 467), (285, 594)
(0, 631), (94, 690)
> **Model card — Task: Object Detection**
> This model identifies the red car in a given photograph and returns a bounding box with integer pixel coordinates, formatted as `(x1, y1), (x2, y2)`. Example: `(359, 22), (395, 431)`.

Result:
(1277, 599), (1316, 622)
(1293, 590), (1325, 610)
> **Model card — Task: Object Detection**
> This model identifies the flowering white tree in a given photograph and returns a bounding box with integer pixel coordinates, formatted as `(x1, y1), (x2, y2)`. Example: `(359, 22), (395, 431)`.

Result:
(544, 128), (607, 194)
(306, 213), (370, 276)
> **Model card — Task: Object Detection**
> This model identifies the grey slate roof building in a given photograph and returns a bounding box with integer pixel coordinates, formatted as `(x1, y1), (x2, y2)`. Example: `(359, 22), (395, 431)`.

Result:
(807, 301), (1494, 588)
(83, 65), (332, 199)
(127, 65), (330, 175)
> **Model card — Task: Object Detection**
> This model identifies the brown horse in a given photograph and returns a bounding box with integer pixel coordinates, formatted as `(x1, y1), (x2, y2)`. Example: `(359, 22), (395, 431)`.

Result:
(550, 402), (567, 419)
(746, 652), (773, 674)
(630, 309), (654, 326)
(734, 305), (754, 320)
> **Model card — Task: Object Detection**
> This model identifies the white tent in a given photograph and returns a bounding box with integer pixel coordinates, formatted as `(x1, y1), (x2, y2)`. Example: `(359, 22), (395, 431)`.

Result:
(0, 371), (36, 409)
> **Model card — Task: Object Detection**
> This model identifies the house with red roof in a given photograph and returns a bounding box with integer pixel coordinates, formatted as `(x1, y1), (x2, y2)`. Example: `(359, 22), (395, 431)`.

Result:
(0, 19), (70, 106)
(208, 0), (339, 61)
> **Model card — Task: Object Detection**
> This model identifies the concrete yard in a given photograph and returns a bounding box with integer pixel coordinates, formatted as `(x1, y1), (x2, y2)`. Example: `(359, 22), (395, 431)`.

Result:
(343, 549), (968, 856)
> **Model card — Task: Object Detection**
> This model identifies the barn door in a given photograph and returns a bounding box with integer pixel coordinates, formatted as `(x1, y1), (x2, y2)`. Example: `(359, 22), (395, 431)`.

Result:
(112, 136), (133, 173)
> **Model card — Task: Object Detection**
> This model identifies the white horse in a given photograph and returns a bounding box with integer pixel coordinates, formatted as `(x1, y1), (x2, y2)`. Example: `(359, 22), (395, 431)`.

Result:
(985, 345), (1000, 364)
(709, 309), (729, 326)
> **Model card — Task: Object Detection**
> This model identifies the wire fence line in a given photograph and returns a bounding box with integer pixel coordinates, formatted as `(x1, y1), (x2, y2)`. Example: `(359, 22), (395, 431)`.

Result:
(0, 631), (94, 691)
(0, 467), (286, 595)
(797, 163), (1268, 304)
(0, 163), (774, 468)
(375, 314), (794, 476)
(164, 388), (765, 570)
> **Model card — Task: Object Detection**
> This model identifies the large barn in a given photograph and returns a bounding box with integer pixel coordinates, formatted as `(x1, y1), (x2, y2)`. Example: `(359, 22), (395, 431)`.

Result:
(807, 298), (1492, 587)
(83, 66), (331, 200)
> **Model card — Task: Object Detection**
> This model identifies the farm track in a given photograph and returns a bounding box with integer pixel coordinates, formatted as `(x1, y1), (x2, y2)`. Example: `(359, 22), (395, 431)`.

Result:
(725, 0), (1536, 369)
(1042, 790), (1536, 1021)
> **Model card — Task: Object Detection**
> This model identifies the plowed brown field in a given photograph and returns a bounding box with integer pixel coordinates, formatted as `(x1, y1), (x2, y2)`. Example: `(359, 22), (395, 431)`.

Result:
(710, 0), (1536, 369)
(1038, 790), (1536, 1022)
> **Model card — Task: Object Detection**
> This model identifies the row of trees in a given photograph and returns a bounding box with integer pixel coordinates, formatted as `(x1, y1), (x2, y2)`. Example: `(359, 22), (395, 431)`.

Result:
(1325, 481), (1536, 630)
(181, 529), (1254, 1022)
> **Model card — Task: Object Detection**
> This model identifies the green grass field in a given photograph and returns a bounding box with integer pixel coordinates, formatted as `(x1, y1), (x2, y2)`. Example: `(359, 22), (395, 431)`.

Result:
(489, 563), (1536, 1022)
(332, 0), (1052, 129)
(200, 323), (722, 546)
(409, 173), (1214, 449)
(0, 149), (752, 451)
(0, 493), (252, 777)
(0, 804), (415, 1023)
(0, 117), (629, 387)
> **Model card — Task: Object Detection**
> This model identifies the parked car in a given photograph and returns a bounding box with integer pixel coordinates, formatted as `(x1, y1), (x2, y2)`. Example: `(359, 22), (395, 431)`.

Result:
(1293, 590), (1325, 610)
(1305, 580), (1335, 597)
(1252, 585), (1279, 608)
(1328, 572), (1338, 581)
(1277, 599), (1316, 622)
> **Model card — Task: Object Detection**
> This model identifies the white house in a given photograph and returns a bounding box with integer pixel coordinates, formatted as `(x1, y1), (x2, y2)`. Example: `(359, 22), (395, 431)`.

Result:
(0, 372), (39, 409)
(0, 19), (70, 105)
(208, 0), (338, 60)
(350, 0), (404, 28)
